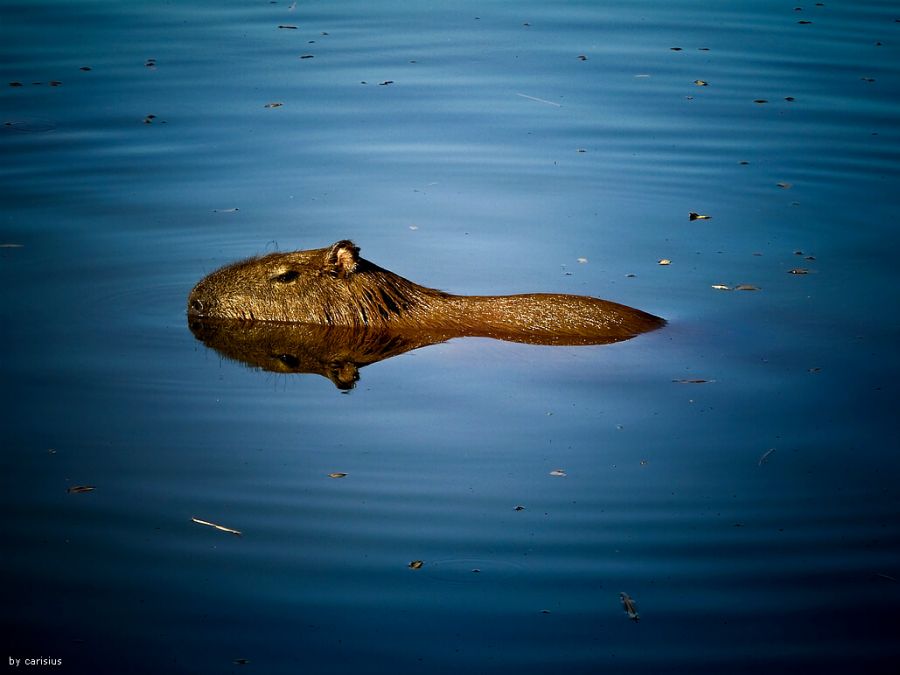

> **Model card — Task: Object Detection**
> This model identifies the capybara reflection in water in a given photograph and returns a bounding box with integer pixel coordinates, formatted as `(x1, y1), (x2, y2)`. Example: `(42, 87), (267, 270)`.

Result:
(187, 240), (665, 344)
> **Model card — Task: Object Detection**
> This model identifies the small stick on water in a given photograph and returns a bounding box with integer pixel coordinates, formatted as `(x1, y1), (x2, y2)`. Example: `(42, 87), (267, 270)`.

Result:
(620, 592), (640, 621)
(758, 448), (776, 466)
(516, 93), (561, 107)
(192, 517), (242, 536)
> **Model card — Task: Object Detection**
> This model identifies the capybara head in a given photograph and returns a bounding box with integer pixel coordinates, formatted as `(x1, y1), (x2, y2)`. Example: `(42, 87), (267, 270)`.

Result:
(188, 240), (436, 326)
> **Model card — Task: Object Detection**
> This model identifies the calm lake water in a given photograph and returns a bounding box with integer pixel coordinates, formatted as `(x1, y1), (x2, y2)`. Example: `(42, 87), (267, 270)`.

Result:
(2, 0), (899, 673)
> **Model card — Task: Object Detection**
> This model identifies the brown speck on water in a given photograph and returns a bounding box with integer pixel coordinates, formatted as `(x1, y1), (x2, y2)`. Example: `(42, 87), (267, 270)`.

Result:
(693, 79), (709, 86)
(734, 284), (760, 291)
(408, 560), (424, 569)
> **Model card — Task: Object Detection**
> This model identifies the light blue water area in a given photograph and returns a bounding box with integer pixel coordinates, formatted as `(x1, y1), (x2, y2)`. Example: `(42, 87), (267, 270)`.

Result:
(2, 1), (899, 673)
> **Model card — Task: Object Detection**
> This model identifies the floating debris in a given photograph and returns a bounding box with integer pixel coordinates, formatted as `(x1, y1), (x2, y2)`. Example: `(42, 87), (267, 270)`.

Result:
(754, 99), (769, 104)
(693, 79), (709, 86)
(711, 284), (731, 291)
(234, 659), (250, 665)
(213, 208), (239, 213)
(378, 80), (394, 86)
(9, 81), (23, 87)
(620, 592), (640, 621)
(777, 182), (793, 189)
(264, 102), (283, 108)
(658, 259), (672, 266)
(142, 114), (157, 124)
(49, 80), (62, 87)
(798, 20), (813, 24)
(145, 58), (156, 68)
(191, 517), (242, 536)
(514, 505), (526, 511)
(673, 379), (713, 384)
(758, 448), (776, 466)
(876, 573), (897, 582)
(549, 469), (567, 477)
(577, 54), (588, 61)
(67, 485), (95, 494)
(734, 284), (760, 291)
(80, 66), (92, 71)
(689, 212), (711, 220)
(278, 25), (298, 29)
(785, 96), (796, 102)
(808, 367), (822, 373)
(299, 54), (314, 59)
(577, 257), (588, 264)
(787, 268), (810, 275)
(670, 47), (683, 51)
(328, 472), (347, 479)
(0, 243), (25, 248)
(408, 560), (424, 570)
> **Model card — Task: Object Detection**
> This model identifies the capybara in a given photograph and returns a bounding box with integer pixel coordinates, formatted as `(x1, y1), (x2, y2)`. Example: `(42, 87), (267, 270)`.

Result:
(187, 240), (664, 344)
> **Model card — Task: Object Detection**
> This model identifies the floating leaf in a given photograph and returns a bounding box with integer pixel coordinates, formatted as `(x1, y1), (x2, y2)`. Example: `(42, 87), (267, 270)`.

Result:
(658, 259), (671, 266)
(758, 448), (776, 466)
(549, 469), (567, 477)
(689, 212), (711, 220)
(788, 268), (810, 275)
(328, 472), (347, 479)
(408, 560), (424, 569)
(711, 284), (731, 291)
(693, 79), (708, 86)
(191, 517), (242, 536)
(734, 284), (760, 291)
(67, 485), (95, 494)
(620, 592), (640, 621)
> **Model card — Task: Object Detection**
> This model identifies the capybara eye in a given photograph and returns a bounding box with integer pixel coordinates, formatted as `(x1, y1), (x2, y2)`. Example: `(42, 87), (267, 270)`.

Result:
(271, 270), (300, 284)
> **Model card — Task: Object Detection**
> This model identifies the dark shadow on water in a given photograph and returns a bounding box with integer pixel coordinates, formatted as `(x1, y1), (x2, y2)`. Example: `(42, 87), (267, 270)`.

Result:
(188, 317), (654, 390)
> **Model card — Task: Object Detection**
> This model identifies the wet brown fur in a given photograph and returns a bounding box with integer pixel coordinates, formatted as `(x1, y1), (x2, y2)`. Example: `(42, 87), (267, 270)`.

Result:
(187, 240), (665, 343)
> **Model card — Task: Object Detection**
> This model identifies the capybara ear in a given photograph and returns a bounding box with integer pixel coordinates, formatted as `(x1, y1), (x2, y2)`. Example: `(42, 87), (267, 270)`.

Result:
(325, 240), (360, 277)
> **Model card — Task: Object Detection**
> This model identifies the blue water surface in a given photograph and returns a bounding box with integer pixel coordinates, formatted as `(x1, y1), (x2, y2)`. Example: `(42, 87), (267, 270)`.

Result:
(2, 1), (899, 673)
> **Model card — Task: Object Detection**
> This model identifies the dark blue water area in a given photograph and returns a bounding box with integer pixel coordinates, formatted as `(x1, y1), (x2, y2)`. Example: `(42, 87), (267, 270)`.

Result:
(2, 1), (899, 673)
